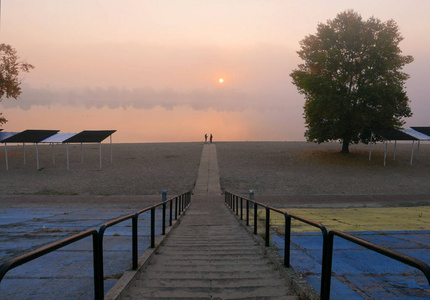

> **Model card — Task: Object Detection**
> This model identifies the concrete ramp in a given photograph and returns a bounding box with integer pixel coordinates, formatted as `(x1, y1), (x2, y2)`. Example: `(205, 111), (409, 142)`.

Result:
(116, 196), (297, 299)
(110, 144), (297, 299)
(193, 144), (221, 196)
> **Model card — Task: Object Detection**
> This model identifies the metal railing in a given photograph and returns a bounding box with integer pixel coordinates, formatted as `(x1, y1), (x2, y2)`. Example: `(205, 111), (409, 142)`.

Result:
(97, 191), (191, 296)
(0, 191), (191, 300)
(224, 191), (430, 300)
(0, 230), (101, 297)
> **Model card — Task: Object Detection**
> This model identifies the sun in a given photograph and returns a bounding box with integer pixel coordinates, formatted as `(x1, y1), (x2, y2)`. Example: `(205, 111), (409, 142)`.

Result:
(218, 78), (224, 84)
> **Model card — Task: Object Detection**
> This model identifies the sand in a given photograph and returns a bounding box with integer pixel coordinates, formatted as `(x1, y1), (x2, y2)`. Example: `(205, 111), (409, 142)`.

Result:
(0, 142), (202, 196)
(217, 141), (430, 196)
(1, 141), (430, 201)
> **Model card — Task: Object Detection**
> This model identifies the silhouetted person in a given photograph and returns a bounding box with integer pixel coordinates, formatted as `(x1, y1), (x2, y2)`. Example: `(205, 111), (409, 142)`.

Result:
(204, 134), (208, 143)
(210, 134), (213, 143)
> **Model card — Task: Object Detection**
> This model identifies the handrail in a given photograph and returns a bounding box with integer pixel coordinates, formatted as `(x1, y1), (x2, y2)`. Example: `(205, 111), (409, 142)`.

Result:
(324, 229), (430, 296)
(224, 191), (330, 298)
(97, 191), (192, 296)
(0, 229), (101, 299)
(0, 190), (192, 300)
(224, 190), (430, 300)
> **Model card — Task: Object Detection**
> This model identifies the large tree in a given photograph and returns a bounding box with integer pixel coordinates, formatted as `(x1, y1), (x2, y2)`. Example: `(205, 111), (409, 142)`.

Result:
(0, 43), (34, 125)
(290, 10), (413, 153)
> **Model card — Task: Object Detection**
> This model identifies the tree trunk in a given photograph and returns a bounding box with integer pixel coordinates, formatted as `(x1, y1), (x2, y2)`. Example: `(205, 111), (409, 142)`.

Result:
(341, 139), (350, 153)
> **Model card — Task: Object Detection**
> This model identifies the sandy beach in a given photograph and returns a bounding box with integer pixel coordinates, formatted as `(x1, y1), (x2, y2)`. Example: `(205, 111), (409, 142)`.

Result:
(0, 141), (429, 202)
(0, 142), (202, 196)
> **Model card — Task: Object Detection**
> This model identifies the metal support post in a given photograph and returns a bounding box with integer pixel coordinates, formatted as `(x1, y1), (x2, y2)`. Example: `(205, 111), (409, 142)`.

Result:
(169, 199), (173, 226)
(265, 207), (270, 247)
(284, 214), (291, 267)
(151, 208), (155, 248)
(240, 197), (243, 220)
(132, 215), (138, 269)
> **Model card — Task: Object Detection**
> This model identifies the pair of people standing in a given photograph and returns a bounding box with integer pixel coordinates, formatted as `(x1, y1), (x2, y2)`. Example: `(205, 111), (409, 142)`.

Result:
(204, 134), (213, 143)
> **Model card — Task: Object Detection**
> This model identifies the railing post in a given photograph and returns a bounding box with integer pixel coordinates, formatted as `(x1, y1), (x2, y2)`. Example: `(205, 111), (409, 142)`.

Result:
(254, 203), (258, 235)
(162, 191), (167, 235)
(175, 197), (178, 220)
(248, 190), (253, 227)
(246, 200), (249, 226)
(169, 199), (173, 226)
(97, 229), (105, 297)
(240, 197), (243, 220)
(151, 207), (155, 248)
(132, 214), (138, 270)
(177, 195), (180, 216)
(162, 202), (166, 235)
(236, 196), (239, 216)
(92, 232), (102, 300)
(284, 214), (291, 267)
(321, 232), (333, 300)
(265, 207), (270, 247)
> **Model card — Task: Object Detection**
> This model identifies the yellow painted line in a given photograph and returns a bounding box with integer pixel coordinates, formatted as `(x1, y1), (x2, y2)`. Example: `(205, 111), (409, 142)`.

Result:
(258, 207), (430, 232)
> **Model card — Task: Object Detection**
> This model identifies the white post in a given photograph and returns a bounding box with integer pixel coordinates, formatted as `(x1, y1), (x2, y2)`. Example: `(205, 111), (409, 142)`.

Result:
(5, 143), (8, 170)
(393, 140), (397, 160)
(369, 133), (373, 161)
(36, 143), (40, 170)
(99, 143), (102, 170)
(67, 143), (70, 170)
(416, 140), (421, 160)
(410, 140), (415, 166)
(52, 143), (55, 165)
(81, 142), (83, 164)
(384, 141), (387, 166)
(23, 143), (26, 165)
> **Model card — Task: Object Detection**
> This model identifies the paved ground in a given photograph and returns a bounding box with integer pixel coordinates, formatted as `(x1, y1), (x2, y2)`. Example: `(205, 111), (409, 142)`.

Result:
(256, 207), (430, 299)
(0, 197), (166, 299)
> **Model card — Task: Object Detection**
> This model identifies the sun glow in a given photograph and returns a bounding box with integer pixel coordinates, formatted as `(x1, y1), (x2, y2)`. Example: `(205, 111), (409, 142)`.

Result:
(218, 78), (224, 83)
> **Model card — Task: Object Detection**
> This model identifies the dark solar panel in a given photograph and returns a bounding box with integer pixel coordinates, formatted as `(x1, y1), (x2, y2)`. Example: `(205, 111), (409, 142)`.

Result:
(1, 130), (59, 143)
(63, 130), (116, 143)
(0, 132), (19, 142)
(411, 127), (430, 137)
(371, 128), (418, 141)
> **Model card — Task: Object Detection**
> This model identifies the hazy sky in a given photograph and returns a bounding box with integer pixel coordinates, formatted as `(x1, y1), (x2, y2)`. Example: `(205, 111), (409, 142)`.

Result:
(1, 1), (429, 142)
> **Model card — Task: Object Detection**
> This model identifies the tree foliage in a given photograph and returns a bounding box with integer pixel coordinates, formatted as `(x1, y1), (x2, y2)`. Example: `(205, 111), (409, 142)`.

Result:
(0, 43), (34, 125)
(290, 10), (413, 153)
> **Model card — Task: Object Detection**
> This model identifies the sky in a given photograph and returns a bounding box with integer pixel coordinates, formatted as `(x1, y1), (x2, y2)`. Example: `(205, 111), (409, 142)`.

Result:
(1, 0), (429, 143)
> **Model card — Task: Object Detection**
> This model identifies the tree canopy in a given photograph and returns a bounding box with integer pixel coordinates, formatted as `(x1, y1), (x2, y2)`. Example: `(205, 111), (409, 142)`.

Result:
(0, 43), (34, 125)
(290, 10), (413, 153)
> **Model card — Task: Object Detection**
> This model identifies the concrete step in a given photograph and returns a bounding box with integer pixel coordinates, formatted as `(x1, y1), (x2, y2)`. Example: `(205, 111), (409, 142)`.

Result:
(114, 193), (298, 299)
(120, 286), (296, 299)
(134, 277), (288, 289)
(132, 269), (286, 280)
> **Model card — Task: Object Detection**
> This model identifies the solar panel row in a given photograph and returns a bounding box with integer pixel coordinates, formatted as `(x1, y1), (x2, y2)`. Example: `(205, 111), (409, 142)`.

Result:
(0, 130), (116, 170)
(0, 130), (116, 143)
